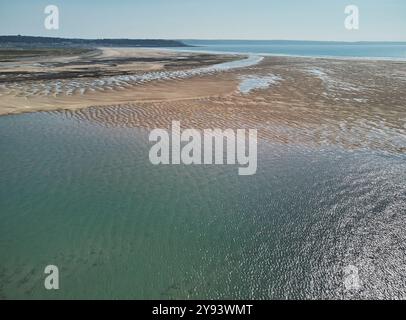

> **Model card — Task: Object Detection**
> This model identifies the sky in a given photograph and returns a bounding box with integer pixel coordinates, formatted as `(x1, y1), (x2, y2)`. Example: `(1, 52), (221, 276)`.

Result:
(0, 0), (405, 41)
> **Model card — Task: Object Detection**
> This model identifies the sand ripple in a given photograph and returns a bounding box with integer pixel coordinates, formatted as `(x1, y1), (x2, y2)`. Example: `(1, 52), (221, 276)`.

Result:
(1, 55), (262, 98)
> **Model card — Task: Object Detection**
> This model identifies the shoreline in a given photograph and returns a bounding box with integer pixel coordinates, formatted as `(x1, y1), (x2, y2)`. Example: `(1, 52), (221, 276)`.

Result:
(161, 46), (406, 62)
(0, 48), (256, 116)
(1, 47), (406, 117)
(0, 48), (404, 154)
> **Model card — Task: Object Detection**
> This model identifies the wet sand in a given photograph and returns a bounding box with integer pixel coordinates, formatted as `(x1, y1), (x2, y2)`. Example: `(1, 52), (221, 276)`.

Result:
(1, 47), (406, 300)
(0, 48), (405, 153)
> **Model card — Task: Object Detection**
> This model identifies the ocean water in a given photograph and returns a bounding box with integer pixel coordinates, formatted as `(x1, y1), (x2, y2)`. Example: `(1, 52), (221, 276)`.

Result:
(176, 40), (406, 59)
(0, 111), (405, 299)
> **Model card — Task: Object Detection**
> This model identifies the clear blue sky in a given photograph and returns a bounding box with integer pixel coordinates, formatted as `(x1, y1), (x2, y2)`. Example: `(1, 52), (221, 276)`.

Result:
(0, 0), (405, 41)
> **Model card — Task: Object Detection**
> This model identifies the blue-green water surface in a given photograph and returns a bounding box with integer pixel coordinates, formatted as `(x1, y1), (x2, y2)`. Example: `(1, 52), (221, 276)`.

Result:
(0, 111), (405, 299)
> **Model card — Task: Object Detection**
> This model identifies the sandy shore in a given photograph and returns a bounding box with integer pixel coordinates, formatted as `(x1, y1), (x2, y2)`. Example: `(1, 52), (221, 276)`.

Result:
(0, 47), (242, 114)
(0, 47), (405, 153)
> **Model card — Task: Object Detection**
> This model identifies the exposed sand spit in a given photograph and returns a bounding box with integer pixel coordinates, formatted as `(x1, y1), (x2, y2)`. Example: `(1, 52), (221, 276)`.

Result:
(0, 48), (405, 153)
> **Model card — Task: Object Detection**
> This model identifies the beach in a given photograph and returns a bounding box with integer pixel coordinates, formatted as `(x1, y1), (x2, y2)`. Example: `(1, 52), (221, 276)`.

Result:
(1, 47), (405, 153)
(0, 47), (406, 299)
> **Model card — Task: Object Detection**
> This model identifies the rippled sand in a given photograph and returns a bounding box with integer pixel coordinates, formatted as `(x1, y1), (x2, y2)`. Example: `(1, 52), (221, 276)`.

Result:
(65, 56), (405, 154)
(1, 49), (405, 154)
(0, 47), (242, 113)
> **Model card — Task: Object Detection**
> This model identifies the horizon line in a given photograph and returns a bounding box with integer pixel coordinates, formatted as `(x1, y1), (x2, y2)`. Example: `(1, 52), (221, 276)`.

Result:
(1, 35), (406, 44)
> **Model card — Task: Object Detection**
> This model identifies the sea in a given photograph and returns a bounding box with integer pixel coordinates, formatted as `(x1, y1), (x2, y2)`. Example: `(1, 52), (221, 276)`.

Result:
(177, 40), (406, 60)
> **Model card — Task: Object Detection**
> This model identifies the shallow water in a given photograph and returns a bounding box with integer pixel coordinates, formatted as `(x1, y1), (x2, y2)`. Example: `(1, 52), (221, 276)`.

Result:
(179, 41), (406, 60)
(239, 74), (281, 94)
(0, 111), (405, 299)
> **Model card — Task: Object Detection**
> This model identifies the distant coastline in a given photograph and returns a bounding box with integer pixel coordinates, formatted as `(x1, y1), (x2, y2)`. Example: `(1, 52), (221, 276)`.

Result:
(0, 35), (190, 48)
(176, 39), (406, 60)
(2, 36), (406, 50)
(180, 39), (406, 45)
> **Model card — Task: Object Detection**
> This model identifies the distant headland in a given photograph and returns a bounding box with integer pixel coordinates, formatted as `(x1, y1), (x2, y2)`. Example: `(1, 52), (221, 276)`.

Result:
(0, 35), (190, 48)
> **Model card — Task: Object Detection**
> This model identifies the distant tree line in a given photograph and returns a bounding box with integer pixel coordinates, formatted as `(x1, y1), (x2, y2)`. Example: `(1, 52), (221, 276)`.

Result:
(0, 35), (189, 48)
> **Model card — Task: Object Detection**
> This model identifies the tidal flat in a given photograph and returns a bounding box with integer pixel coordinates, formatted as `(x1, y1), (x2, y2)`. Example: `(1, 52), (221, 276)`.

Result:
(0, 47), (405, 299)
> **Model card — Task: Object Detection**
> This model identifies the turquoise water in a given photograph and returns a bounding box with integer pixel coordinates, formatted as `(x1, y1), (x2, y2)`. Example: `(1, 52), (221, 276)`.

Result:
(1, 111), (405, 299)
(177, 40), (406, 59)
